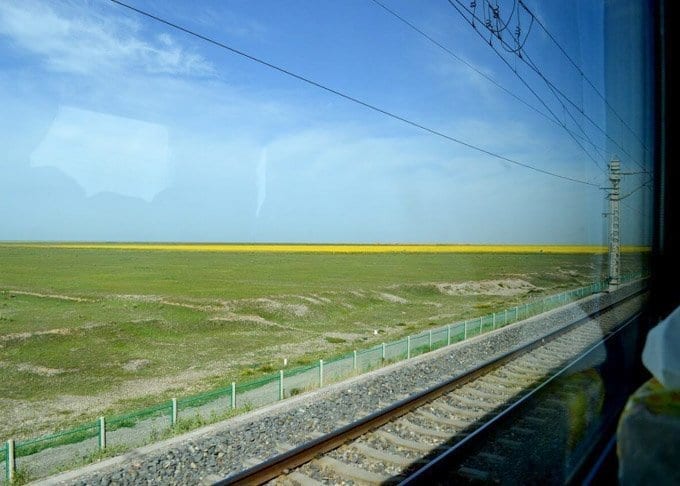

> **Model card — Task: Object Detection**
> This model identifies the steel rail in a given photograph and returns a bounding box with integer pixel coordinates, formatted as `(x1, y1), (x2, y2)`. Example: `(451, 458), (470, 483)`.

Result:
(401, 311), (641, 484)
(215, 287), (647, 485)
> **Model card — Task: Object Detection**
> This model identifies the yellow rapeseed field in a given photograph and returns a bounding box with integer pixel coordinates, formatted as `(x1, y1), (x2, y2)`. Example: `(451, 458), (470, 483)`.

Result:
(0, 243), (651, 254)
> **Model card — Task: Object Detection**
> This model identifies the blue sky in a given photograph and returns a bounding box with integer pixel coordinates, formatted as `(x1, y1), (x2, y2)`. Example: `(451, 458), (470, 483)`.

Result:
(0, 0), (653, 243)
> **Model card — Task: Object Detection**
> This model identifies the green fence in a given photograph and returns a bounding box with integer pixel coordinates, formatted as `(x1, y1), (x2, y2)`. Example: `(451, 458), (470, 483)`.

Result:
(1, 273), (645, 483)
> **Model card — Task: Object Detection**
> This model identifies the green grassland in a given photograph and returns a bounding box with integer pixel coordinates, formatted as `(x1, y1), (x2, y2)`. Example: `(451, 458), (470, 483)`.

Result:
(0, 245), (648, 440)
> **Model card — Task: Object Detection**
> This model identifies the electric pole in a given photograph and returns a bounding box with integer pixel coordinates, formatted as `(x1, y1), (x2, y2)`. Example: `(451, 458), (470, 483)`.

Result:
(608, 158), (621, 291)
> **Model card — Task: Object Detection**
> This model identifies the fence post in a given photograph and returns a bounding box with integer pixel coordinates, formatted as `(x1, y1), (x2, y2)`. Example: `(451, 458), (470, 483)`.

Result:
(6, 439), (15, 483)
(479, 316), (483, 334)
(428, 330), (433, 351)
(448, 324), (452, 345)
(492, 312), (496, 330)
(504, 309), (508, 325)
(514, 306), (518, 321)
(407, 336), (411, 359)
(171, 398), (178, 426)
(279, 370), (284, 400)
(98, 416), (106, 450)
(381, 342), (386, 361)
(231, 382), (236, 409)
(319, 359), (324, 388)
(464, 321), (467, 340)
(353, 350), (357, 372)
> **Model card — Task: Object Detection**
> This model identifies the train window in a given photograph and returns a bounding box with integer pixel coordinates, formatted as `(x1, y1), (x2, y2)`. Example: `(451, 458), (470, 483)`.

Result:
(0, 0), (670, 484)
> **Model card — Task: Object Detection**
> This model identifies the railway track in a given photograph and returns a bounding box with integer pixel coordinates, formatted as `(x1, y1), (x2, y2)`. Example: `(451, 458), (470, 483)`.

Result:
(217, 289), (646, 485)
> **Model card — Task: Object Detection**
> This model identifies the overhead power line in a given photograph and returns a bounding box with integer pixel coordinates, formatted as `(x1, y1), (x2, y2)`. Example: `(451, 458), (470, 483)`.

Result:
(520, 51), (606, 172)
(444, 0), (606, 178)
(619, 179), (653, 201)
(521, 48), (648, 174)
(369, 0), (612, 166)
(517, 0), (650, 154)
(108, 0), (599, 188)
(621, 200), (646, 217)
(470, 0), (649, 174)
(446, 0), (649, 174)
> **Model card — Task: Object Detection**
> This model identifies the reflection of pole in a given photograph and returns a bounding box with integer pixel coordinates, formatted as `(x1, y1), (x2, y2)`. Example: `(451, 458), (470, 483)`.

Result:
(608, 158), (621, 290)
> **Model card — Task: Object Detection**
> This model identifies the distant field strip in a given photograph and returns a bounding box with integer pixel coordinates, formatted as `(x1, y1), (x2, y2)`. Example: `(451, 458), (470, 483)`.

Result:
(0, 243), (651, 253)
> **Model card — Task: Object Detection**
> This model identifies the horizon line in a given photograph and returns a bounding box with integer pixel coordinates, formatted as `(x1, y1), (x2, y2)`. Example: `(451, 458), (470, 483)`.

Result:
(0, 242), (652, 254)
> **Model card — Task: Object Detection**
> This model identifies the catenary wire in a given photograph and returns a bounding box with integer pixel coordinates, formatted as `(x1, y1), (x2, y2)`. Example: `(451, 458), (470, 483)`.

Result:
(447, 0), (649, 174)
(517, 0), (650, 154)
(449, 0), (629, 165)
(108, 0), (599, 188)
(621, 200), (645, 217)
(619, 179), (653, 201)
(369, 0), (611, 161)
(521, 51), (606, 171)
(445, 0), (606, 178)
(522, 49), (647, 174)
(483, 0), (517, 37)
(452, 0), (648, 173)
